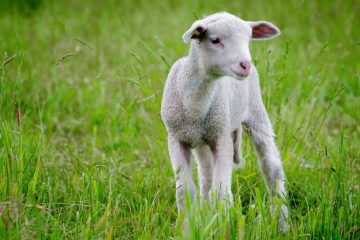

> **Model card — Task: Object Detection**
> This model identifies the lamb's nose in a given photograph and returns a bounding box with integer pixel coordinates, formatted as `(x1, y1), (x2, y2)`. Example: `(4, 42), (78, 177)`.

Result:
(231, 61), (252, 78)
(240, 61), (251, 71)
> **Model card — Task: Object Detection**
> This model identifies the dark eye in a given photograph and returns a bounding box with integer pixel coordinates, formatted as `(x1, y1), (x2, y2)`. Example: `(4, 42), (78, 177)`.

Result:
(210, 38), (221, 44)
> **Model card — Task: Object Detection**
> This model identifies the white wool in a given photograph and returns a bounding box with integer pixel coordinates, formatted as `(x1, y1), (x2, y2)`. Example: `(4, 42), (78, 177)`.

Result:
(161, 12), (288, 233)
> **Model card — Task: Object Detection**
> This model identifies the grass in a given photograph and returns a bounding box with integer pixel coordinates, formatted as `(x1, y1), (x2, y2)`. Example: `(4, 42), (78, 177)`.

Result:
(0, 0), (359, 239)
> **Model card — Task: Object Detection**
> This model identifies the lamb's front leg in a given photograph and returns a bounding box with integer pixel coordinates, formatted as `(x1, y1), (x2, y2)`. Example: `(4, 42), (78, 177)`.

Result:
(168, 136), (196, 213)
(211, 135), (234, 202)
(193, 145), (214, 201)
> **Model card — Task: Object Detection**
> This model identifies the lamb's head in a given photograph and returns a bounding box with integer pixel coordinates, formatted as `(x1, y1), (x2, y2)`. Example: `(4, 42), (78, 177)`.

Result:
(183, 12), (280, 80)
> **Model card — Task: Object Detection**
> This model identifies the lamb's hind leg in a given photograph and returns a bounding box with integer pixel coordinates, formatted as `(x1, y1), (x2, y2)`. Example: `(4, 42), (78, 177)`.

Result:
(245, 110), (288, 233)
(232, 128), (245, 168)
(168, 136), (196, 213)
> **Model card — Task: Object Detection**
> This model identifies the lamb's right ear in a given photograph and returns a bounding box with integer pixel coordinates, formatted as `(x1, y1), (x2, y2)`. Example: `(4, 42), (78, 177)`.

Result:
(182, 21), (207, 43)
(248, 21), (281, 40)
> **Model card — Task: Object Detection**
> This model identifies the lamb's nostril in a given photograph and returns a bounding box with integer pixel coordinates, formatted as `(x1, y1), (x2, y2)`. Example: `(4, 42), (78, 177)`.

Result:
(240, 61), (251, 70)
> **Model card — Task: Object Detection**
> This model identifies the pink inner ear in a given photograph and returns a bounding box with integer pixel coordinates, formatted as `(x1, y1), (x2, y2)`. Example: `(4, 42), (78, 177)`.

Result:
(252, 23), (277, 38)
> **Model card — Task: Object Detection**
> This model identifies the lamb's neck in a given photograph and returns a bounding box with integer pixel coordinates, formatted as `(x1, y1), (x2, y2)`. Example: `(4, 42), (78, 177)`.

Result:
(181, 45), (217, 118)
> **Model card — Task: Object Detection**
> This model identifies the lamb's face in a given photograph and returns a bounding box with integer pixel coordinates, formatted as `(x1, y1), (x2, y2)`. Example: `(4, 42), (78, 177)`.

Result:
(183, 12), (281, 80)
(199, 18), (253, 80)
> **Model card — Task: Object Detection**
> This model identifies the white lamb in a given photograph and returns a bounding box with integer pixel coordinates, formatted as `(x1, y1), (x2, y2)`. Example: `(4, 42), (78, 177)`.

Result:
(161, 12), (288, 233)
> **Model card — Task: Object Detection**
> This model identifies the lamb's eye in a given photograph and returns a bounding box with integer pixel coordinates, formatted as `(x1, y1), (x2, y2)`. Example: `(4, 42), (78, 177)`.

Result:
(210, 38), (221, 44)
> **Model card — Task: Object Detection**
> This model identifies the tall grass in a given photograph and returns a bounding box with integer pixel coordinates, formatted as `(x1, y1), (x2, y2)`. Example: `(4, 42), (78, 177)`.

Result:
(0, 0), (359, 239)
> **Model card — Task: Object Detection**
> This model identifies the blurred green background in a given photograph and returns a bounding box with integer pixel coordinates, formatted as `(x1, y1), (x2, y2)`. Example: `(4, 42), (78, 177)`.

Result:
(0, 0), (359, 239)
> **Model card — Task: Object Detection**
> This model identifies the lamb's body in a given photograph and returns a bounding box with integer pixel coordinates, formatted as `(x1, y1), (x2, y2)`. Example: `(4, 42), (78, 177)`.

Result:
(162, 58), (250, 147)
(161, 12), (288, 234)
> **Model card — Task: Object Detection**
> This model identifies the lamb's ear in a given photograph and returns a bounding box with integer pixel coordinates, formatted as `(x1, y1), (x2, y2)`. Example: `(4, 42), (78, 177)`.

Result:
(182, 21), (207, 43)
(248, 21), (281, 40)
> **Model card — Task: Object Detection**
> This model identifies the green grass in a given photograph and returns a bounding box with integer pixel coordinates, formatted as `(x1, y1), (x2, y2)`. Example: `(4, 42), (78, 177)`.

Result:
(0, 0), (359, 239)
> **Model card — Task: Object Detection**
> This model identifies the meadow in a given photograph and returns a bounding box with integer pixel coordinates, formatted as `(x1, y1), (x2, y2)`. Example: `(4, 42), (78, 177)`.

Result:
(0, 0), (359, 239)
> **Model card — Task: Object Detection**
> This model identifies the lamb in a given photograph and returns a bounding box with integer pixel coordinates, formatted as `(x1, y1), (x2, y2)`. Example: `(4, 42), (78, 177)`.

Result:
(161, 12), (288, 233)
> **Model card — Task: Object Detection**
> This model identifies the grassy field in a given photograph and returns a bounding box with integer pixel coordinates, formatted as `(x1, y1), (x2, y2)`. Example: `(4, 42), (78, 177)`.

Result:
(0, 0), (359, 239)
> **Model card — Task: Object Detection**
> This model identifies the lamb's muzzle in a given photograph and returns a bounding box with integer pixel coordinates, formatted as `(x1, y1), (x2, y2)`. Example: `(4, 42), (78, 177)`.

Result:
(231, 61), (252, 77)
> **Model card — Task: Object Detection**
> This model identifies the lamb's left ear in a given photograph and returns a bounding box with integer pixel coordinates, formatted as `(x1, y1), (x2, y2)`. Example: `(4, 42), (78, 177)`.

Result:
(248, 21), (281, 40)
(182, 20), (207, 43)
